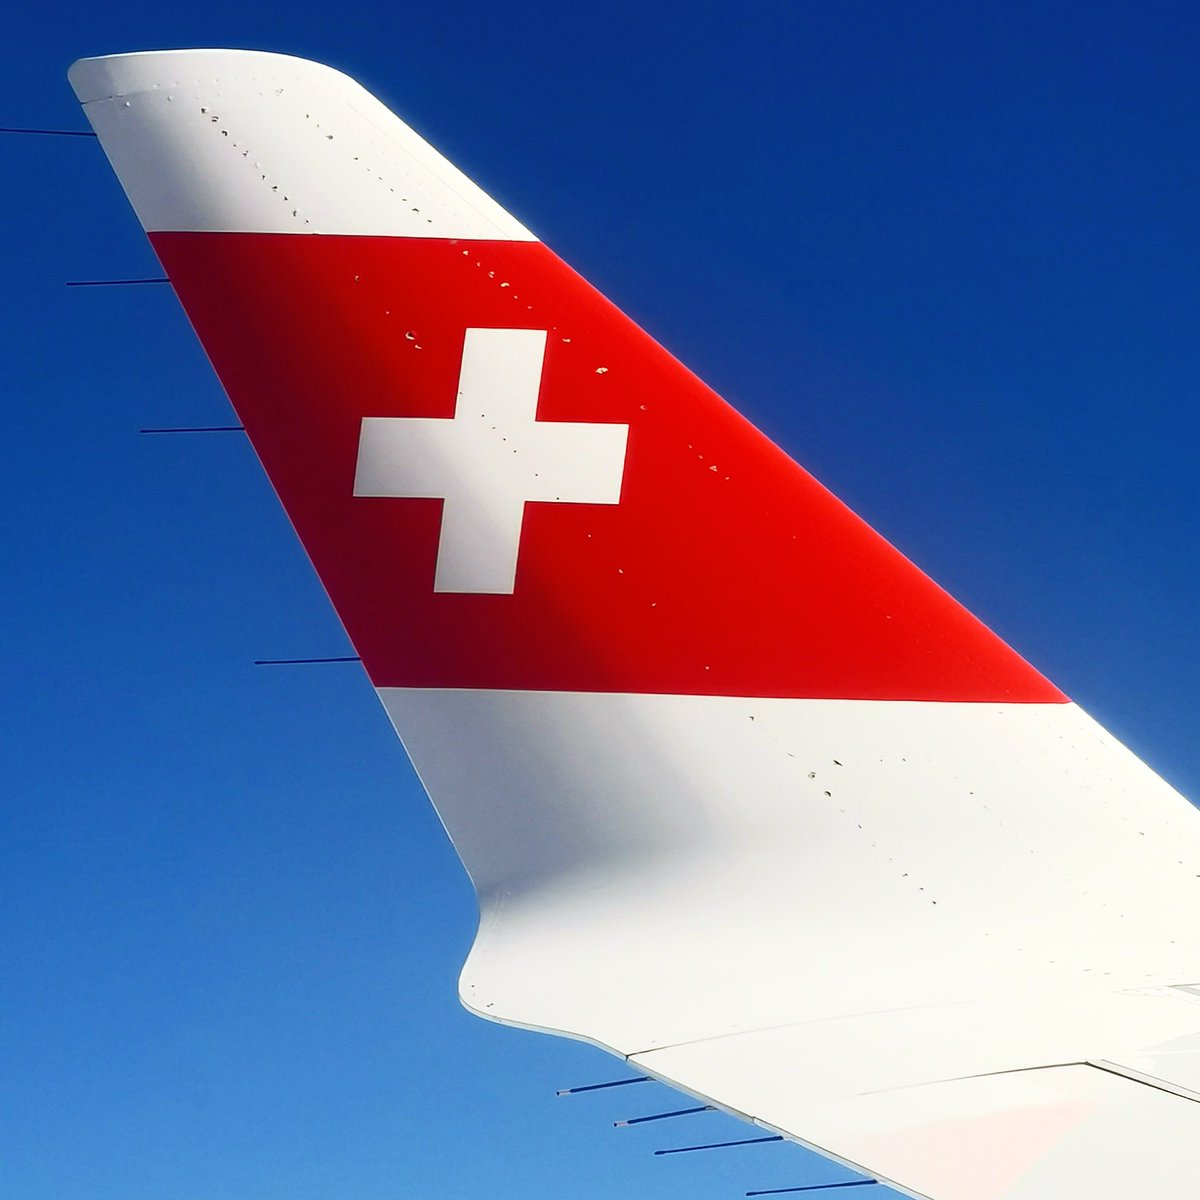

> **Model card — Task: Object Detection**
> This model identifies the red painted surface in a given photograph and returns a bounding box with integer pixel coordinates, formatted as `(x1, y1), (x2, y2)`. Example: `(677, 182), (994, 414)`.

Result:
(152, 232), (1065, 702)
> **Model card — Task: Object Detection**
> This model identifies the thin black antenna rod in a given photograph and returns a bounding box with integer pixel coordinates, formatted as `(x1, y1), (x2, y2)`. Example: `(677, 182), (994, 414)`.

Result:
(556, 1076), (651, 1096)
(615, 1105), (714, 1127)
(139, 426), (245, 434)
(66, 277), (170, 287)
(254, 656), (362, 666)
(746, 1183), (878, 1196)
(0, 127), (97, 137)
(655, 1135), (783, 1156)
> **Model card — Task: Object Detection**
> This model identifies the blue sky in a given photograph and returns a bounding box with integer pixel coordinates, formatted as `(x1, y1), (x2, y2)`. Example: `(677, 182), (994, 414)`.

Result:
(4, 3), (1200, 1198)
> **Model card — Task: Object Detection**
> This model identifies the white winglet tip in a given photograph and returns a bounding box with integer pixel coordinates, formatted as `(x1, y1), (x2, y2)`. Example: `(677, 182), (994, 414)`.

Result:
(68, 49), (343, 104)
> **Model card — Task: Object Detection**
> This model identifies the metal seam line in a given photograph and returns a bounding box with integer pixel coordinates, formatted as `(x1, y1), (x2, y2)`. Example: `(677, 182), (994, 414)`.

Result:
(0, 127), (97, 137)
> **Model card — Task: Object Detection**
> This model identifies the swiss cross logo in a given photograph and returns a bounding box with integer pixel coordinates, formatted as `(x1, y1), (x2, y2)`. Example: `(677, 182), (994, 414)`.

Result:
(153, 232), (1063, 701)
(353, 327), (630, 594)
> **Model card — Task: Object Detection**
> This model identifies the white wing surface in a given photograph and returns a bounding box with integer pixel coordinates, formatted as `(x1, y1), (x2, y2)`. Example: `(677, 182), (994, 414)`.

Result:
(71, 49), (1200, 1199)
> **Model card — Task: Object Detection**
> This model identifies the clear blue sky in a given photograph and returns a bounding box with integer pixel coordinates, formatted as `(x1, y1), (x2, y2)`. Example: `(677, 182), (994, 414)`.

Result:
(4, 3), (1200, 1198)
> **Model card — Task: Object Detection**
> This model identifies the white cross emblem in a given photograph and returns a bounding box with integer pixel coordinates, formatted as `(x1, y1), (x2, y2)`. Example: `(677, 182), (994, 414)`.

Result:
(353, 327), (629, 594)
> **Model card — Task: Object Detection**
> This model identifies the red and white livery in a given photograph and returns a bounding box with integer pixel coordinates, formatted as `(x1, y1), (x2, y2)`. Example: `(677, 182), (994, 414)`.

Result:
(72, 49), (1200, 1200)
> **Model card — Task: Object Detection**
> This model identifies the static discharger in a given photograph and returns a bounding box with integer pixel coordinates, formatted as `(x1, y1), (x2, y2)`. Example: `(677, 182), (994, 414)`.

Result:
(614, 1105), (714, 1127)
(745, 1183), (879, 1195)
(66, 277), (170, 287)
(253, 656), (362, 666)
(139, 426), (245, 434)
(655, 1135), (783, 1156)
(555, 1076), (651, 1096)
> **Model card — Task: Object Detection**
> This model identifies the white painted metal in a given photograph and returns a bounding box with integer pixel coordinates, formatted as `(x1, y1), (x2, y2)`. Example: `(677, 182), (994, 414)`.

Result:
(633, 1004), (1200, 1199)
(378, 690), (1200, 1052)
(69, 50), (536, 240)
(793, 1063), (1200, 1200)
(353, 328), (628, 593)
(379, 687), (1200, 1195)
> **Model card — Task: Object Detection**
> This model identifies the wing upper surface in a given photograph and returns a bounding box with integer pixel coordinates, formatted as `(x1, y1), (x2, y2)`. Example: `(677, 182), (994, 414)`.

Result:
(634, 990), (1200, 1199)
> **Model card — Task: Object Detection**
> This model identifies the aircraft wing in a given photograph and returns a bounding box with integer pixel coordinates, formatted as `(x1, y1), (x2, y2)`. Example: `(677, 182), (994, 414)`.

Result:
(70, 49), (1200, 1199)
